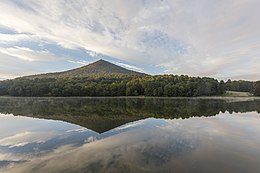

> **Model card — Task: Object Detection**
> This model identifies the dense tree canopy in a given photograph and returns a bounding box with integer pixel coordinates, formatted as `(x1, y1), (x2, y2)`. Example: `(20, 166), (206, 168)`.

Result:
(0, 75), (229, 97)
(225, 79), (255, 93)
(254, 81), (260, 96)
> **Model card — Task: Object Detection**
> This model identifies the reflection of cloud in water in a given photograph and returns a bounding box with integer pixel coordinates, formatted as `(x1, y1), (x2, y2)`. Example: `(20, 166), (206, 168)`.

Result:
(0, 118), (200, 173)
(1, 112), (260, 173)
(116, 120), (145, 130)
(0, 160), (27, 170)
(66, 128), (92, 133)
(0, 131), (54, 148)
(0, 114), (100, 171)
(101, 118), (168, 138)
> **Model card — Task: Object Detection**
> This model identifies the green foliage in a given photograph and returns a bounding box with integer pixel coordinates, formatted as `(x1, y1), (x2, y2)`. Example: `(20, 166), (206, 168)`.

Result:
(0, 97), (259, 133)
(3, 59), (257, 97)
(25, 59), (147, 79)
(0, 74), (227, 97)
(254, 81), (260, 96)
(225, 79), (255, 93)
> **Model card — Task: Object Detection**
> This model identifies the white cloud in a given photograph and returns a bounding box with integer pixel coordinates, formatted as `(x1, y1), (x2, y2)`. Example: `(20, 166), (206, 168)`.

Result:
(0, 52), (73, 79)
(0, 33), (36, 43)
(0, 0), (259, 80)
(115, 62), (144, 72)
(86, 50), (98, 58)
(0, 46), (61, 62)
(67, 60), (90, 66)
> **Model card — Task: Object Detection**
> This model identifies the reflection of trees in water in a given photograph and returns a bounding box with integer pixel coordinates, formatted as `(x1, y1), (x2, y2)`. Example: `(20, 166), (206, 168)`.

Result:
(0, 98), (259, 133)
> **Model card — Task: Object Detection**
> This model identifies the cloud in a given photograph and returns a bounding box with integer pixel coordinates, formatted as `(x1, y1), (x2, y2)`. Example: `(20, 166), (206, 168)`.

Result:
(0, 46), (61, 62)
(115, 62), (144, 72)
(85, 50), (98, 58)
(0, 0), (259, 80)
(0, 131), (51, 148)
(0, 33), (36, 43)
(0, 51), (76, 79)
(67, 60), (90, 66)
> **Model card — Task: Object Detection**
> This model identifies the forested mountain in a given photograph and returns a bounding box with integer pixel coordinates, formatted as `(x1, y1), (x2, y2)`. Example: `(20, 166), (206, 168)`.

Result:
(0, 59), (259, 97)
(0, 74), (225, 97)
(24, 59), (147, 79)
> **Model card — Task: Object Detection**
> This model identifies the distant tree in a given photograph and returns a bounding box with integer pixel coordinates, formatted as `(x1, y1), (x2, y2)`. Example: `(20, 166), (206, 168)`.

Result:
(126, 79), (143, 96)
(219, 80), (225, 95)
(225, 80), (255, 93)
(254, 81), (260, 96)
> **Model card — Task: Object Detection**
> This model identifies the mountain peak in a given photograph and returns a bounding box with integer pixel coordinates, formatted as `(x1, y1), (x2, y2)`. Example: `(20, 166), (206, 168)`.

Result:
(90, 59), (113, 66)
(97, 59), (106, 62)
(24, 59), (147, 79)
(95, 59), (106, 63)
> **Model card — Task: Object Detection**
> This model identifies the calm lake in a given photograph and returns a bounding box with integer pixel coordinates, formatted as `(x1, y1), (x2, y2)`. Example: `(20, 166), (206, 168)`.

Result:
(0, 97), (260, 173)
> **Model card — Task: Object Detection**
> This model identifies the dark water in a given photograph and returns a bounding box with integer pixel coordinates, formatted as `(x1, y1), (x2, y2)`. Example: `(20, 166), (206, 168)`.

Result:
(0, 97), (260, 173)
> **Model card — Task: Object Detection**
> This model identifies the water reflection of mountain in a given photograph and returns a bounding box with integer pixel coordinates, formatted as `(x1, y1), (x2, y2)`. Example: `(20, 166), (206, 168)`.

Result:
(0, 98), (259, 133)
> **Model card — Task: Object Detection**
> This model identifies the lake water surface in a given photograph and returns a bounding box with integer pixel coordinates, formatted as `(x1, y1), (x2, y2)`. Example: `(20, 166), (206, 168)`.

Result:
(0, 97), (260, 173)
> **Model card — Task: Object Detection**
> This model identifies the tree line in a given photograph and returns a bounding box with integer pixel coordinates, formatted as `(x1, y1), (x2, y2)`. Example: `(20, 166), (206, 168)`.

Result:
(0, 75), (258, 97)
(225, 79), (259, 96)
(0, 97), (259, 132)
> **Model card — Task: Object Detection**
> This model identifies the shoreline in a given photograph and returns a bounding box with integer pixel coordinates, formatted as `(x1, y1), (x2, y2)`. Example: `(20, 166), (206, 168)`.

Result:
(0, 96), (259, 100)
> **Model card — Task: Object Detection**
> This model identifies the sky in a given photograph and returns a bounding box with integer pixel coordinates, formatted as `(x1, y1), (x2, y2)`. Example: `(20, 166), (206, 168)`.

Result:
(0, 0), (259, 81)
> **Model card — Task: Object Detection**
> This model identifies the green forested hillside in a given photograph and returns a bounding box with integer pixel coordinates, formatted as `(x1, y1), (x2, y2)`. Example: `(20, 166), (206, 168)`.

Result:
(24, 59), (147, 79)
(0, 60), (258, 97)
(0, 75), (226, 97)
